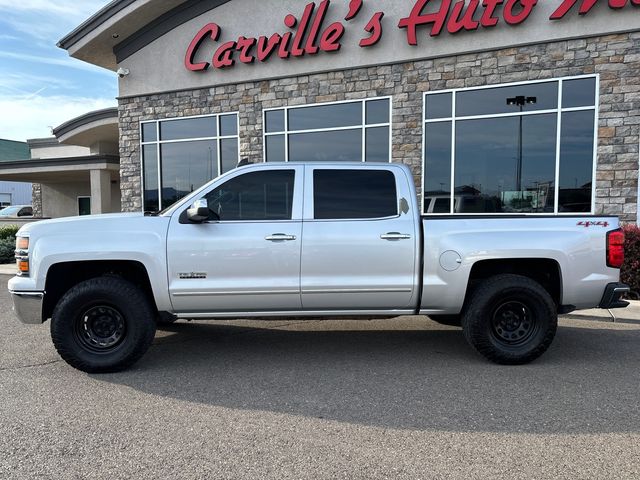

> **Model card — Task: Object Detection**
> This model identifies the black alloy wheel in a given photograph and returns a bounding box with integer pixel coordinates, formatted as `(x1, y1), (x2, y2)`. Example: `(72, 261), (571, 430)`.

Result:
(73, 305), (127, 353)
(461, 274), (557, 365)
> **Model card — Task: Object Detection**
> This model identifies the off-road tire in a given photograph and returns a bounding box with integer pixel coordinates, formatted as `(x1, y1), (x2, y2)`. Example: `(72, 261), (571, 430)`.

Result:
(51, 277), (156, 373)
(461, 274), (557, 365)
(429, 315), (462, 327)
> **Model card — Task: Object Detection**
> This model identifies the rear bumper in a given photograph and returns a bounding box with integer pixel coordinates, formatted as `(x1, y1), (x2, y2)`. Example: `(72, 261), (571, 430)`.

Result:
(599, 283), (630, 309)
(10, 291), (44, 324)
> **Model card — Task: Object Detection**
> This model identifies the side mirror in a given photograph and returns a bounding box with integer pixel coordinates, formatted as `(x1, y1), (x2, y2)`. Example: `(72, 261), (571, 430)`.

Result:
(187, 199), (213, 223)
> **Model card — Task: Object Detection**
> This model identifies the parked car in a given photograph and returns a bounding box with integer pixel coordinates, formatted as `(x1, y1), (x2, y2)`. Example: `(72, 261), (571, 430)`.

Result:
(0, 205), (33, 218)
(8, 163), (629, 372)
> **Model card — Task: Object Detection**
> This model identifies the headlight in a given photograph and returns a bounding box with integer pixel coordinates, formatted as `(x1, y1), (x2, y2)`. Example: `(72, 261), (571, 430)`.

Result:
(15, 236), (29, 275)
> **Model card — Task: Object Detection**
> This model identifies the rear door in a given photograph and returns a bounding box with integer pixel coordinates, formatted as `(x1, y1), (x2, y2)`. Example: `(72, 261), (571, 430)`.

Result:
(300, 165), (419, 311)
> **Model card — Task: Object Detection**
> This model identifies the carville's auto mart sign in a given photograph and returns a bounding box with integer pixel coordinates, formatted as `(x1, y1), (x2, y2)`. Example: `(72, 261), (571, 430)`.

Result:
(185, 0), (640, 71)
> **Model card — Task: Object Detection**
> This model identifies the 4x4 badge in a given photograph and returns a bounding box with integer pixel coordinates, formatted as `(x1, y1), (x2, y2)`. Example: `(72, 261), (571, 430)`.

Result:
(577, 221), (609, 228)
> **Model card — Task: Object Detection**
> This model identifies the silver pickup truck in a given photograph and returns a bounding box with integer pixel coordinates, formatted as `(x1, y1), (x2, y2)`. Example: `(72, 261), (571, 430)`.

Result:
(9, 162), (629, 372)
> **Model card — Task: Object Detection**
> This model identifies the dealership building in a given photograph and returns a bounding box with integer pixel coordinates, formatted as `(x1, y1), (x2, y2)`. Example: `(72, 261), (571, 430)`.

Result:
(54, 0), (640, 222)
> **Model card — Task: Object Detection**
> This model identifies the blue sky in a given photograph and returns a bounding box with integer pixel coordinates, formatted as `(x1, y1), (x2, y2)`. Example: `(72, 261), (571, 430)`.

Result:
(0, 0), (115, 142)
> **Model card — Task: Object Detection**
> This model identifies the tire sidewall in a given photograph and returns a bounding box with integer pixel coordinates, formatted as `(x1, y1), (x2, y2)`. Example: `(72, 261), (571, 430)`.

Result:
(463, 275), (557, 364)
(51, 278), (155, 373)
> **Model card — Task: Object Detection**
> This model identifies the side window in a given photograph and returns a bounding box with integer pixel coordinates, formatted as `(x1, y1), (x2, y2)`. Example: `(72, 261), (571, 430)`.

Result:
(205, 170), (295, 221)
(313, 169), (398, 220)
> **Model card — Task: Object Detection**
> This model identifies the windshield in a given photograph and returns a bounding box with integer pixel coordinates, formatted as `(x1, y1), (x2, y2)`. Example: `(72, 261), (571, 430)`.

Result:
(0, 206), (21, 216)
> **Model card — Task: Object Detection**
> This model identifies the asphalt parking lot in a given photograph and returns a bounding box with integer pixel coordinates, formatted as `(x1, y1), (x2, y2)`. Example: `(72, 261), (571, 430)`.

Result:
(1, 275), (640, 479)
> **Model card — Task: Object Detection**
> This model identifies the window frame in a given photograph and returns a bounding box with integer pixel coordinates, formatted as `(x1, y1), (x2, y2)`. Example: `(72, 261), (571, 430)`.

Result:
(262, 96), (393, 164)
(422, 74), (599, 216)
(140, 112), (240, 212)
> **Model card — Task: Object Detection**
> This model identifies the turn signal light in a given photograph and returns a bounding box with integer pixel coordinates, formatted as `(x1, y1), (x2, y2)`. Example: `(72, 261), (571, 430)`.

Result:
(17, 260), (29, 274)
(16, 237), (29, 250)
(607, 229), (625, 269)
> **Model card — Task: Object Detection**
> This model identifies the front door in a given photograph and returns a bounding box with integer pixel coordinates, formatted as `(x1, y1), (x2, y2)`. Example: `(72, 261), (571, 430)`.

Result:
(167, 166), (303, 313)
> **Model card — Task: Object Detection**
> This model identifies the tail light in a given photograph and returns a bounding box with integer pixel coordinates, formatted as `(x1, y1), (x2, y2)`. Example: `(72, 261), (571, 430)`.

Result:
(606, 229), (625, 269)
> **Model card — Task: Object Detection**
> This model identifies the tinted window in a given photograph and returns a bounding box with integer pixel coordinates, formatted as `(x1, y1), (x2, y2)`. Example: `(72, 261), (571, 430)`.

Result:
(160, 117), (217, 141)
(562, 78), (597, 108)
(289, 130), (362, 162)
(161, 140), (218, 209)
(456, 82), (558, 117)
(424, 121), (452, 207)
(454, 114), (557, 213)
(142, 123), (157, 142)
(425, 93), (452, 119)
(265, 110), (285, 133)
(366, 99), (390, 125)
(559, 110), (595, 212)
(205, 170), (295, 221)
(289, 103), (362, 130)
(142, 144), (159, 212)
(314, 170), (397, 220)
(365, 127), (389, 162)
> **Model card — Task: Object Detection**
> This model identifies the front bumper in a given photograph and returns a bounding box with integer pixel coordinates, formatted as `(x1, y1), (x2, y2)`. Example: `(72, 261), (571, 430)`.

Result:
(10, 291), (44, 324)
(599, 283), (630, 309)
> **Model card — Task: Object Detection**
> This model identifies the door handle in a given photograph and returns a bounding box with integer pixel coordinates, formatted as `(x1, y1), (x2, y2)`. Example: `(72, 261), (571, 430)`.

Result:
(381, 232), (412, 241)
(265, 234), (297, 242)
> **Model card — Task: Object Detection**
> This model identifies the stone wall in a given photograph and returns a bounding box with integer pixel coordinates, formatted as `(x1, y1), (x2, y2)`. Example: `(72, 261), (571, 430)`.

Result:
(118, 31), (640, 222)
(31, 183), (42, 218)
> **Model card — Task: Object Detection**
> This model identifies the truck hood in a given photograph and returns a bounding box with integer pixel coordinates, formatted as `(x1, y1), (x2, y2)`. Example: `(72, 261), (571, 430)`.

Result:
(17, 213), (168, 238)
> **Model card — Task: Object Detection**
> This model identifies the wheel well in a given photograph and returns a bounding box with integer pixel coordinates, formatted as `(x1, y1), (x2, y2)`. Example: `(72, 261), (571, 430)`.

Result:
(467, 259), (562, 307)
(43, 261), (157, 321)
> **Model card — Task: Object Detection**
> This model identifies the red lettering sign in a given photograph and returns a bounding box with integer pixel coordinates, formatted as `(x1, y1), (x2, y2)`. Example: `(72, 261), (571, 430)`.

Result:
(184, 0), (639, 73)
(551, 0), (639, 19)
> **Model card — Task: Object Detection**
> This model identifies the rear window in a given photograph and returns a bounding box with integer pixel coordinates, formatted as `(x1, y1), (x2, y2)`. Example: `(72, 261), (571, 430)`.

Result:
(313, 169), (398, 220)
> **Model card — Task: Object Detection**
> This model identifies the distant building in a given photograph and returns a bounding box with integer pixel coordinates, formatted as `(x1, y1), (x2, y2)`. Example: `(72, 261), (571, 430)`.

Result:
(0, 140), (33, 207)
(0, 109), (120, 218)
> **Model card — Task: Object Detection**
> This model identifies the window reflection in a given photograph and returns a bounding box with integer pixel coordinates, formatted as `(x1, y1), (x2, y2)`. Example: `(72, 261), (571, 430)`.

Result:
(264, 99), (391, 164)
(424, 121), (452, 213)
(559, 110), (595, 212)
(161, 141), (218, 209)
(454, 114), (557, 213)
(289, 103), (362, 130)
(205, 170), (295, 221)
(142, 114), (240, 212)
(424, 77), (597, 215)
(365, 127), (389, 162)
(456, 82), (558, 117)
(289, 130), (362, 162)
(143, 144), (159, 213)
(160, 117), (217, 141)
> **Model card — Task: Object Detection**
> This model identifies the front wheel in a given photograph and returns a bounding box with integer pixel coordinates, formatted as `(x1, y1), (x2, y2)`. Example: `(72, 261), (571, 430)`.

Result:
(461, 274), (557, 365)
(51, 277), (157, 373)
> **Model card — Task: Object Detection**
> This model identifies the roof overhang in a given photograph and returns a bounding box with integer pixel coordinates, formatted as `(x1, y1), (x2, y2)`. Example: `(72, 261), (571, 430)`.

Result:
(0, 155), (120, 183)
(53, 108), (119, 147)
(58, 0), (229, 70)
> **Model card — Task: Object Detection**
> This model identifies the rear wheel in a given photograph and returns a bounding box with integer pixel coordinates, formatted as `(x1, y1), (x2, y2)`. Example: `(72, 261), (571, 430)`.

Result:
(461, 274), (557, 365)
(51, 277), (156, 373)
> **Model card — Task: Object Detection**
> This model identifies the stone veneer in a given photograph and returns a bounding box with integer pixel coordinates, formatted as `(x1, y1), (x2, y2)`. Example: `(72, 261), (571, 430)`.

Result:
(119, 32), (640, 222)
(31, 183), (42, 218)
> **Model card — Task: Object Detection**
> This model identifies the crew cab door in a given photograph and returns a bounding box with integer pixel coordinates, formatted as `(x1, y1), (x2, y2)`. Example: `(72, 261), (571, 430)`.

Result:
(167, 165), (303, 313)
(300, 165), (419, 311)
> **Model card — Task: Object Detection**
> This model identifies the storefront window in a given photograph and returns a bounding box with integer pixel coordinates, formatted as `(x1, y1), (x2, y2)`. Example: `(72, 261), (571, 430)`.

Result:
(264, 98), (391, 163)
(423, 76), (598, 215)
(141, 113), (239, 212)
